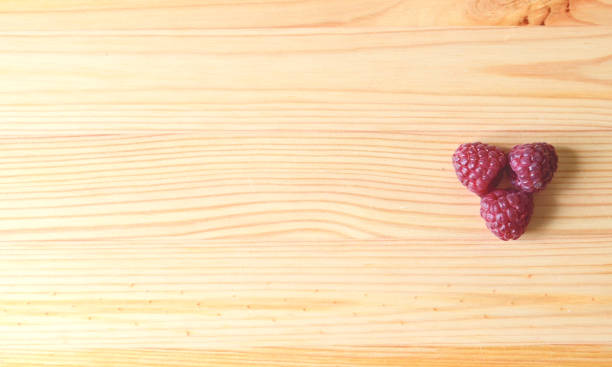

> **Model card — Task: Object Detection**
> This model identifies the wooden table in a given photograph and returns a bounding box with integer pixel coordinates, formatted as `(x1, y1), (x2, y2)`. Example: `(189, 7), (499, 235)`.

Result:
(1, 1), (612, 366)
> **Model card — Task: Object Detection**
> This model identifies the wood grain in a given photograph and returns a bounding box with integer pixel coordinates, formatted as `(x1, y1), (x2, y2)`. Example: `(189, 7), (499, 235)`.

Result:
(0, 10), (611, 367)
(0, 27), (611, 134)
(2, 346), (611, 366)
(0, 0), (611, 29)
(0, 240), (611, 349)
(0, 132), (610, 241)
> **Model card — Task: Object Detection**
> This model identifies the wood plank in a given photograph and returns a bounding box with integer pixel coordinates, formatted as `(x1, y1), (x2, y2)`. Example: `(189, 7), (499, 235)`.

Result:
(2, 346), (612, 366)
(0, 0), (611, 30)
(0, 132), (610, 241)
(0, 240), (610, 350)
(0, 27), (610, 134)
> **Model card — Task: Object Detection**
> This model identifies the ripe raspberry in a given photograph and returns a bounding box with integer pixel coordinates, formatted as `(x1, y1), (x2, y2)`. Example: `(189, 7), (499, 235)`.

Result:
(452, 142), (507, 196)
(508, 143), (558, 193)
(480, 189), (533, 241)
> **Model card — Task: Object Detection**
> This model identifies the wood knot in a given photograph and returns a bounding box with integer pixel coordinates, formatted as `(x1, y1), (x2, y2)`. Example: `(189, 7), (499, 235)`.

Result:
(465, 0), (569, 25)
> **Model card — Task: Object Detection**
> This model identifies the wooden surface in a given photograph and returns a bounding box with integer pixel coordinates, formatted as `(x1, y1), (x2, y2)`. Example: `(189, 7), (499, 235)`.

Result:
(1, 1), (612, 366)
(1, 0), (612, 28)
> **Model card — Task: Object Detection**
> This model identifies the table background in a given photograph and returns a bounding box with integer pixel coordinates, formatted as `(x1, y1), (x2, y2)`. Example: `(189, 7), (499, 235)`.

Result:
(1, 1), (612, 366)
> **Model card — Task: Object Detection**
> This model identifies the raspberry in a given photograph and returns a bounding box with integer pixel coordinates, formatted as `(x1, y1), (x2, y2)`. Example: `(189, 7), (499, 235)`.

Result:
(480, 189), (533, 241)
(452, 142), (507, 196)
(508, 143), (558, 193)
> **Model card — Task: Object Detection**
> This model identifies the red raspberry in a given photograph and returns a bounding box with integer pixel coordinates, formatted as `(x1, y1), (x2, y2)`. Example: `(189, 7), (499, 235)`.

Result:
(480, 189), (533, 241)
(508, 143), (558, 193)
(452, 142), (507, 196)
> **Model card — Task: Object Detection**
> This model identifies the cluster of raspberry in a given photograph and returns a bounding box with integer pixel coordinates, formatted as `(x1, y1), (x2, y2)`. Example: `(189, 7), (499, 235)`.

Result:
(453, 142), (558, 241)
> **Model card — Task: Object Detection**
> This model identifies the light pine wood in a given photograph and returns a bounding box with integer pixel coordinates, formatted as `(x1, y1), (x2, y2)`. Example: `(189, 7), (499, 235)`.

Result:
(0, 27), (611, 134)
(0, 0), (611, 29)
(0, 132), (610, 241)
(0, 241), (611, 349)
(2, 346), (611, 366)
(0, 15), (611, 367)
